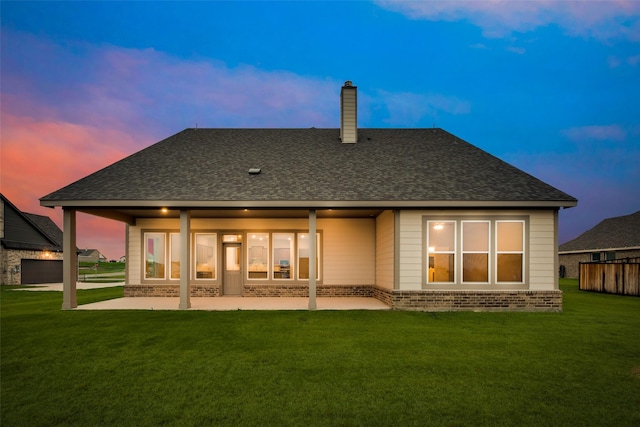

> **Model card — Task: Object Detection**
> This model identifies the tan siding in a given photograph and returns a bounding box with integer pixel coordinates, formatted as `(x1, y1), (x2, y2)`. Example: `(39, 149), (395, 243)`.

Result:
(528, 210), (557, 290)
(375, 210), (395, 289)
(127, 225), (141, 284)
(398, 209), (558, 291)
(398, 211), (423, 290)
(129, 217), (375, 286)
(322, 219), (375, 285)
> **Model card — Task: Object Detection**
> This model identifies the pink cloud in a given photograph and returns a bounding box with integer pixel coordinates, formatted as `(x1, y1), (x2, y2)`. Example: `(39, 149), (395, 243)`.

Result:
(0, 108), (139, 260)
(377, 0), (640, 41)
(561, 124), (627, 142)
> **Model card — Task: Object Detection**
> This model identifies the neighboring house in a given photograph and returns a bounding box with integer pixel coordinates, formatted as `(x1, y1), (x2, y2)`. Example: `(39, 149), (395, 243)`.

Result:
(559, 211), (640, 278)
(40, 82), (577, 311)
(1, 193), (64, 285)
(78, 249), (108, 263)
(119, 255), (126, 263)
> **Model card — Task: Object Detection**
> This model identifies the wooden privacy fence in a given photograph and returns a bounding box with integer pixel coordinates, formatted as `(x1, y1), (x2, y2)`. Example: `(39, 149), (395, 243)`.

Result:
(579, 257), (640, 296)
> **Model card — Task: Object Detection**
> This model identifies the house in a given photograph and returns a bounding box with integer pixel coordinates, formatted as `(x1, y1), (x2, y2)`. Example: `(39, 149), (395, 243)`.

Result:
(78, 249), (108, 264)
(1, 193), (64, 284)
(40, 82), (577, 311)
(559, 210), (640, 278)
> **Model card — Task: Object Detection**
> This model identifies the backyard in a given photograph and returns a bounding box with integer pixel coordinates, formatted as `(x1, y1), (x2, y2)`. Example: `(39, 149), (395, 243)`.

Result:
(1, 279), (639, 426)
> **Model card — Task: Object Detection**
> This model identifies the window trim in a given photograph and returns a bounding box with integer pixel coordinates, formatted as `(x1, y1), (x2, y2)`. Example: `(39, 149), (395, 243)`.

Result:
(194, 232), (217, 281)
(426, 220), (456, 284)
(422, 216), (529, 290)
(143, 231), (168, 281)
(141, 228), (322, 285)
(495, 220), (525, 285)
(461, 220), (491, 284)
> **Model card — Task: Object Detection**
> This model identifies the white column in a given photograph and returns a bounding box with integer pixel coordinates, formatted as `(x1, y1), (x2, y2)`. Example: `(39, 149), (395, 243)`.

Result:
(179, 210), (191, 310)
(308, 209), (317, 310)
(62, 208), (77, 309)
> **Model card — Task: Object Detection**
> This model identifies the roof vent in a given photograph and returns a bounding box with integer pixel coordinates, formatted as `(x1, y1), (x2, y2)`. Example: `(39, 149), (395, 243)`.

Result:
(248, 168), (261, 175)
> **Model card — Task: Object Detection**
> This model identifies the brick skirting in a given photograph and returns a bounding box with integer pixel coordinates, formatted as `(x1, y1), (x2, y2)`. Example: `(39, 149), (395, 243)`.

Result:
(123, 284), (562, 312)
(374, 287), (562, 312)
(124, 284), (221, 297)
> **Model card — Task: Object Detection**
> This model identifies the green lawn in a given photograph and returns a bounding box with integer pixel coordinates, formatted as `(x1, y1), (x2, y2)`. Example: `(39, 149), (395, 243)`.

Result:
(2, 280), (639, 426)
(79, 262), (125, 282)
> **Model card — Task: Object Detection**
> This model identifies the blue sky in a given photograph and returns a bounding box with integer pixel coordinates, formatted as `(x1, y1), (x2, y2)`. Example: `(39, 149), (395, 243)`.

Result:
(2, 1), (639, 259)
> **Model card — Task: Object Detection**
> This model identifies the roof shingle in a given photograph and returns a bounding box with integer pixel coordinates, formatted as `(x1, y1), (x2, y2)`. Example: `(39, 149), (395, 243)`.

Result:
(559, 211), (640, 251)
(41, 128), (576, 206)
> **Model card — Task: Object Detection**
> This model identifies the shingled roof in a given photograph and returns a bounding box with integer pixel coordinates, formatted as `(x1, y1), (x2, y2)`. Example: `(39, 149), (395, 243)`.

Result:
(559, 211), (640, 252)
(1, 194), (62, 251)
(41, 128), (576, 209)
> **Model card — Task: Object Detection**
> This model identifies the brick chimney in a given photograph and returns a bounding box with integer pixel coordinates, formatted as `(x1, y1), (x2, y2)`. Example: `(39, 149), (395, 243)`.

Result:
(340, 81), (357, 143)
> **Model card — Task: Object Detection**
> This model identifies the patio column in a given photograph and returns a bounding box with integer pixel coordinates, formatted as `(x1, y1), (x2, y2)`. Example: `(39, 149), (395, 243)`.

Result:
(62, 208), (77, 309)
(308, 209), (317, 310)
(179, 209), (191, 310)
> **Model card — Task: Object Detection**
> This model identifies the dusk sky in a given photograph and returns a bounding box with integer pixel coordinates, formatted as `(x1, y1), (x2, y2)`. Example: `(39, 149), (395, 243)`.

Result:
(2, 1), (639, 260)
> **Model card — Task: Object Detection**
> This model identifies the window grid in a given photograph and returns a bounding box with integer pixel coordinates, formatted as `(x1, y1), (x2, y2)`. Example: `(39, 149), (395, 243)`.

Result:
(427, 221), (456, 283)
(424, 218), (527, 287)
(495, 221), (525, 284)
(461, 221), (490, 284)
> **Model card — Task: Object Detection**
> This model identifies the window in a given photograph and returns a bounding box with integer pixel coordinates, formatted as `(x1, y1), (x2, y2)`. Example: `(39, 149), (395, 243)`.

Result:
(298, 233), (320, 280)
(424, 217), (526, 287)
(195, 233), (216, 279)
(273, 233), (294, 280)
(605, 251), (616, 261)
(427, 221), (455, 283)
(145, 233), (165, 279)
(170, 233), (181, 279)
(591, 252), (601, 261)
(462, 221), (489, 283)
(248, 233), (269, 279)
(496, 221), (524, 283)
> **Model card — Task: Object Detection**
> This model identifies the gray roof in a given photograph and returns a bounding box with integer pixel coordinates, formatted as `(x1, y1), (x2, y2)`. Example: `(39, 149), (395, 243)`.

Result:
(41, 128), (576, 207)
(24, 213), (64, 248)
(559, 211), (640, 252)
(1, 193), (62, 251)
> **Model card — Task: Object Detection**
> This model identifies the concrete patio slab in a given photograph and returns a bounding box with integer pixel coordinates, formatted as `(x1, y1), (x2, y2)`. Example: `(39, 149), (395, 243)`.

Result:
(77, 296), (390, 311)
(10, 283), (390, 310)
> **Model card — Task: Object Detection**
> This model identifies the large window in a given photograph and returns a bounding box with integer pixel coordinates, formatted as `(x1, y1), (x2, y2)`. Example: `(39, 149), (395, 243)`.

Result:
(427, 221), (455, 283)
(462, 221), (489, 283)
(248, 233), (269, 279)
(142, 230), (321, 283)
(496, 221), (524, 283)
(170, 233), (181, 279)
(425, 218), (526, 287)
(273, 233), (294, 280)
(145, 232), (166, 279)
(195, 233), (217, 279)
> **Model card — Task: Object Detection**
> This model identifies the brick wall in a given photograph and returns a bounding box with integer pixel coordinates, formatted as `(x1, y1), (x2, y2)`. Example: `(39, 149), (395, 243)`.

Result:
(123, 283), (561, 312)
(373, 287), (562, 312)
(0, 248), (64, 285)
(124, 284), (221, 297)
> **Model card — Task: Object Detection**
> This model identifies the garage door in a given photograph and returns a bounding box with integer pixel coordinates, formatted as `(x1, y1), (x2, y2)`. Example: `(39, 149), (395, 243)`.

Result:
(21, 259), (63, 284)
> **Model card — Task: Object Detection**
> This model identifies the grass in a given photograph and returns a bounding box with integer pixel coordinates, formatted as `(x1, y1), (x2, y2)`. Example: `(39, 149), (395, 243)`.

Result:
(1, 279), (639, 426)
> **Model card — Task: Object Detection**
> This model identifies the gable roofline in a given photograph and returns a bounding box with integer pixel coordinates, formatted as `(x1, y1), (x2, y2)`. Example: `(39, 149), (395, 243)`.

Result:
(1, 193), (62, 250)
